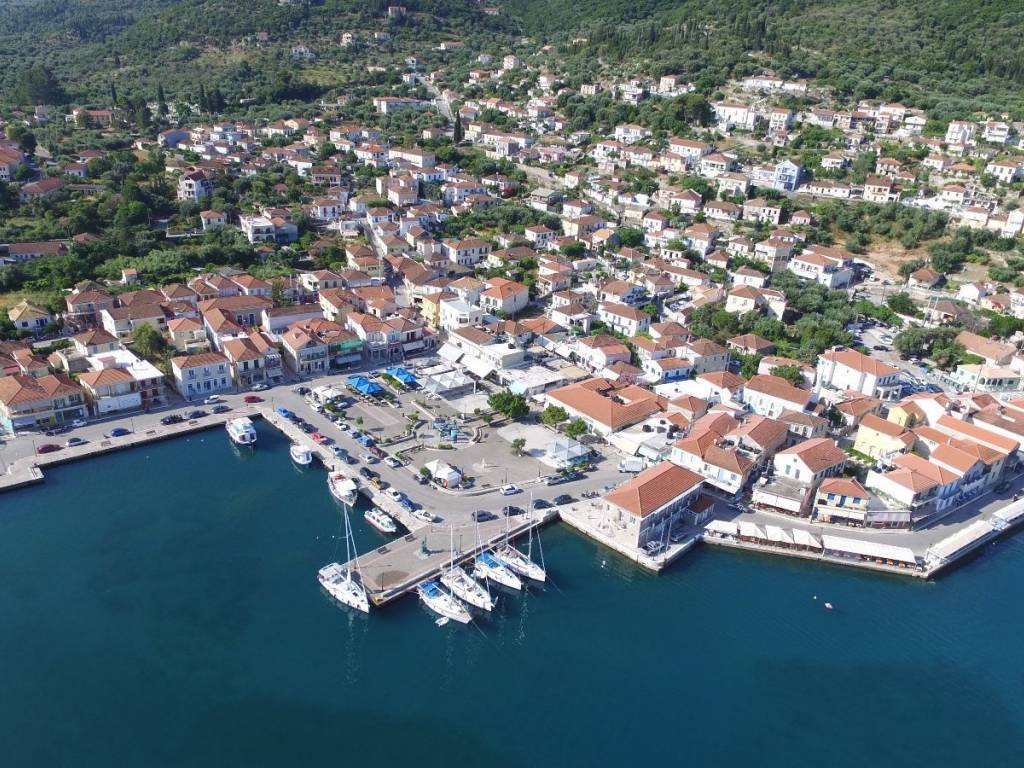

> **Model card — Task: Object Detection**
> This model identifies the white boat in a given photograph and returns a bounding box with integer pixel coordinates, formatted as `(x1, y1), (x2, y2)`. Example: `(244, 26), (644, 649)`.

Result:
(474, 550), (522, 590)
(318, 562), (369, 613)
(290, 443), (313, 466)
(417, 580), (471, 624)
(495, 544), (546, 582)
(364, 506), (398, 534)
(441, 566), (494, 611)
(318, 503), (369, 613)
(226, 417), (257, 446)
(328, 473), (359, 507)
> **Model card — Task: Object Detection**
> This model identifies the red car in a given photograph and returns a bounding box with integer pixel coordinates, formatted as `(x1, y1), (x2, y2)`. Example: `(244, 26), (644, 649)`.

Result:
(37, 443), (62, 454)
(244, 395), (263, 403)
(311, 432), (332, 445)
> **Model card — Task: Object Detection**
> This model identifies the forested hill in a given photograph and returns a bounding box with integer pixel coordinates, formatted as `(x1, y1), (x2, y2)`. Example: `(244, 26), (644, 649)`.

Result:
(0, 0), (515, 107)
(2, 0), (1023, 119)
(501, 0), (1024, 119)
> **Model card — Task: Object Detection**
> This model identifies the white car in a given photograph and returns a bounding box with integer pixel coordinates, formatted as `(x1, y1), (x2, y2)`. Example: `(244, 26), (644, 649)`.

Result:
(71, 418), (88, 428)
(383, 456), (402, 468)
(385, 487), (404, 502)
(501, 484), (521, 496)
(204, 395), (222, 405)
(251, 383), (269, 392)
(360, 453), (379, 464)
(412, 508), (434, 523)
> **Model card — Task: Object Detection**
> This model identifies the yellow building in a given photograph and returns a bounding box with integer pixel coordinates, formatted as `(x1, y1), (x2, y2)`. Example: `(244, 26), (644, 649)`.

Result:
(853, 413), (916, 459)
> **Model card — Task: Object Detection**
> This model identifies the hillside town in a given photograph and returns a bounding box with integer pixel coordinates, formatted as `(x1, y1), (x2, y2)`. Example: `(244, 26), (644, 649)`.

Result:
(4, 33), (1024, 578)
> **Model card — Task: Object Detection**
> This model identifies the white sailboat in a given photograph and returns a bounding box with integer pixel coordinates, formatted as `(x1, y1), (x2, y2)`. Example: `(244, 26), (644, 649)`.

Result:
(317, 506), (369, 613)
(417, 580), (471, 624)
(474, 550), (522, 590)
(494, 543), (546, 582)
(290, 443), (313, 466)
(440, 527), (493, 611)
(328, 472), (359, 507)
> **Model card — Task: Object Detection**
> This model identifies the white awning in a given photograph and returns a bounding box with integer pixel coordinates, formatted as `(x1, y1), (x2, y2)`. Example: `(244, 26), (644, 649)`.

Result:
(462, 355), (496, 380)
(926, 520), (995, 562)
(738, 521), (767, 540)
(765, 525), (794, 545)
(704, 520), (738, 536)
(821, 534), (917, 565)
(792, 528), (822, 549)
(437, 343), (463, 363)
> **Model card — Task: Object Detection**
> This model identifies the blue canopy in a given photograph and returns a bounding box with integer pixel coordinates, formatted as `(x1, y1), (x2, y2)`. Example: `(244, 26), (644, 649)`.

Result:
(385, 366), (418, 385)
(347, 375), (383, 395)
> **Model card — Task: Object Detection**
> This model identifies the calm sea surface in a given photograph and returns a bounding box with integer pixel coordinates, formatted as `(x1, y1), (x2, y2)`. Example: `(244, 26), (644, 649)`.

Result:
(2, 423), (1022, 766)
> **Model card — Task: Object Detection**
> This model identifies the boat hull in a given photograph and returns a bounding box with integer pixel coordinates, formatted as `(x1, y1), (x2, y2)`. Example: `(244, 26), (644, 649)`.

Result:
(318, 566), (369, 613)
(418, 584), (471, 624)
(365, 509), (398, 534)
(441, 570), (493, 611)
(474, 556), (522, 590)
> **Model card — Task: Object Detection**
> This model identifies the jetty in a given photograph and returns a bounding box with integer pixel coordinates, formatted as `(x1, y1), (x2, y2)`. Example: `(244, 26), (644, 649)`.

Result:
(344, 510), (555, 606)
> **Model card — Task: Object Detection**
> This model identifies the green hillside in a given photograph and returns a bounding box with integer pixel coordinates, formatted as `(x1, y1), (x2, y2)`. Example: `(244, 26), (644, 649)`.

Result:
(503, 0), (1024, 118)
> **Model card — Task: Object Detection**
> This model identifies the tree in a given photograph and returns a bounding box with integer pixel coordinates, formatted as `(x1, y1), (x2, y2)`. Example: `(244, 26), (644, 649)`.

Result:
(453, 113), (464, 142)
(540, 404), (568, 427)
(565, 418), (587, 440)
(15, 65), (66, 105)
(130, 323), (166, 360)
(770, 364), (805, 387)
(511, 437), (526, 456)
(487, 389), (529, 420)
(885, 292), (920, 317)
(157, 84), (167, 116)
(617, 227), (645, 247)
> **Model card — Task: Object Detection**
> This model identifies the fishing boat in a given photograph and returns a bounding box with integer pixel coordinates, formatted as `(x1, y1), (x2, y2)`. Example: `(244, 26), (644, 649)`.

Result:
(417, 580), (471, 624)
(290, 443), (313, 466)
(318, 562), (369, 613)
(328, 472), (359, 507)
(317, 504), (369, 613)
(225, 417), (257, 446)
(441, 566), (494, 611)
(494, 543), (546, 582)
(474, 550), (522, 590)
(364, 506), (398, 534)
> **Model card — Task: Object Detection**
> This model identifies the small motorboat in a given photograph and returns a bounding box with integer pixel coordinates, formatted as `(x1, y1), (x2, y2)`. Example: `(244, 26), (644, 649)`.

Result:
(328, 473), (359, 507)
(364, 506), (398, 535)
(290, 443), (313, 466)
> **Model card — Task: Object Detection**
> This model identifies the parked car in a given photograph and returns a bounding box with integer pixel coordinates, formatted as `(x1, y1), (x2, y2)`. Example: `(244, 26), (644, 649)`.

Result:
(359, 467), (378, 481)
(37, 443), (61, 454)
(71, 418), (88, 428)
(251, 383), (269, 392)
(106, 427), (131, 438)
(161, 414), (184, 426)
(300, 422), (316, 434)
(213, 404), (231, 414)
(383, 455), (402, 469)
(203, 395), (222, 405)
(45, 426), (70, 436)
(554, 494), (574, 505)
(186, 410), (207, 420)
(472, 510), (497, 522)
(500, 483), (521, 495)
(385, 487), (404, 502)
(502, 505), (524, 517)
(66, 436), (87, 447)
(312, 432), (332, 445)
(360, 452), (379, 464)
(532, 499), (552, 510)
(244, 395), (263, 403)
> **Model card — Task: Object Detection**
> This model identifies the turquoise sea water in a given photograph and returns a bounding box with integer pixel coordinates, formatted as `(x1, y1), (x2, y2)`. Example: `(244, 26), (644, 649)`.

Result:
(2, 422), (1023, 767)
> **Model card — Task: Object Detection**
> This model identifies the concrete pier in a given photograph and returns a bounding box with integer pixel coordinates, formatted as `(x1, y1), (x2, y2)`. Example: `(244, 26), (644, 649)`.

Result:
(347, 510), (556, 606)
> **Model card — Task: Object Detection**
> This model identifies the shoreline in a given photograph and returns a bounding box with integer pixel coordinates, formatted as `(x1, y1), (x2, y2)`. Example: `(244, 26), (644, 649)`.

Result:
(6, 412), (1024, 587)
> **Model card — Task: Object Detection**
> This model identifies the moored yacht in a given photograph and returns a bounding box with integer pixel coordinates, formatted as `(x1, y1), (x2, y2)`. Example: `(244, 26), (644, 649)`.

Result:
(474, 550), (522, 590)
(417, 580), (471, 624)
(328, 473), (359, 507)
(318, 562), (369, 613)
(495, 544), (546, 582)
(290, 443), (313, 466)
(441, 566), (494, 611)
(364, 506), (398, 534)
(226, 417), (257, 446)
